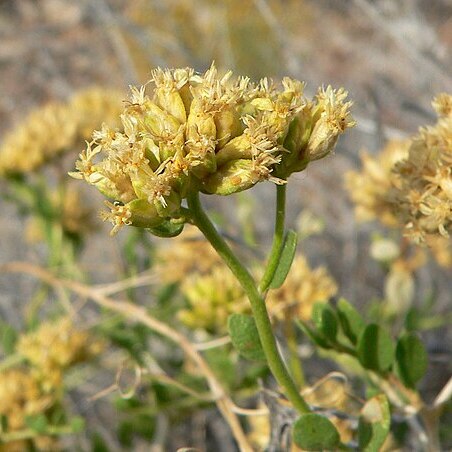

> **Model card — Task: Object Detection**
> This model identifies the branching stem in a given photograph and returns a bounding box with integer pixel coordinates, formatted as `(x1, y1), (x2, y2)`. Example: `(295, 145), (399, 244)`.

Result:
(259, 183), (286, 293)
(186, 191), (310, 414)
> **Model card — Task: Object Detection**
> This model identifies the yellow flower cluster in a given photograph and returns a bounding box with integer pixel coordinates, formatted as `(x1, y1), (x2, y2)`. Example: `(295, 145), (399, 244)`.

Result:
(266, 255), (338, 322)
(345, 140), (410, 227)
(0, 87), (123, 176)
(153, 225), (223, 284)
(179, 266), (249, 334)
(16, 317), (103, 391)
(172, 245), (336, 332)
(0, 318), (102, 449)
(71, 64), (354, 235)
(389, 93), (452, 245)
(0, 370), (55, 451)
(345, 94), (452, 266)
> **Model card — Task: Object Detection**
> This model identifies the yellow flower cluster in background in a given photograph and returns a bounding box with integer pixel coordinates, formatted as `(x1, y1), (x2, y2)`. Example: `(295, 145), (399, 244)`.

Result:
(179, 265), (249, 334)
(0, 87), (123, 176)
(153, 225), (223, 284)
(0, 317), (102, 450)
(345, 140), (410, 227)
(16, 317), (103, 391)
(71, 64), (354, 235)
(163, 234), (337, 332)
(345, 93), (452, 267)
(266, 255), (338, 322)
(389, 93), (452, 244)
(0, 369), (56, 451)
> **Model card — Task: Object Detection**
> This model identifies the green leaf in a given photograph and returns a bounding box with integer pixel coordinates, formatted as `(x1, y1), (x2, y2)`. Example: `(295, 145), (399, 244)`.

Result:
(358, 394), (391, 451)
(404, 307), (422, 331)
(204, 346), (236, 388)
(148, 220), (184, 238)
(91, 433), (110, 452)
(228, 314), (265, 361)
(25, 414), (48, 434)
(1, 324), (18, 355)
(357, 324), (394, 372)
(311, 302), (338, 342)
(337, 298), (365, 344)
(70, 416), (86, 433)
(292, 413), (340, 450)
(0, 414), (8, 433)
(297, 320), (332, 349)
(269, 229), (298, 289)
(130, 414), (155, 440)
(118, 421), (134, 448)
(395, 333), (428, 388)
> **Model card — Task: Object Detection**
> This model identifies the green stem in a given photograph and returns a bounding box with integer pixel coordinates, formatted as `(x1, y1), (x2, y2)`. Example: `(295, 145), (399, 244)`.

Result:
(285, 314), (305, 388)
(187, 191), (310, 414)
(259, 184), (286, 293)
(0, 425), (76, 442)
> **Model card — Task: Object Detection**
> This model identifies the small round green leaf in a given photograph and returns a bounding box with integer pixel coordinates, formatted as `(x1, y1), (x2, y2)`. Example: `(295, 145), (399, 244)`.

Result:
(312, 302), (338, 342)
(357, 324), (394, 372)
(358, 394), (391, 451)
(336, 297), (365, 344)
(292, 413), (340, 451)
(228, 314), (265, 361)
(395, 333), (428, 388)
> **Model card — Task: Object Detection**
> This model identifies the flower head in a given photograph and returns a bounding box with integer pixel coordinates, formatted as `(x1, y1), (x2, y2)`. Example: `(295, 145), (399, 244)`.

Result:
(389, 93), (452, 245)
(16, 317), (103, 390)
(0, 88), (123, 176)
(345, 140), (410, 227)
(345, 93), (452, 267)
(71, 64), (354, 235)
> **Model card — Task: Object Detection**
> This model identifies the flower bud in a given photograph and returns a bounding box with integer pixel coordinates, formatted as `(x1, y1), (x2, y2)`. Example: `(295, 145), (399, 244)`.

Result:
(154, 190), (181, 217)
(214, 106), (243, 149)
(203, 154), (281, 195)
(143, 102), (180, 140)
(154, 87), (187, 124)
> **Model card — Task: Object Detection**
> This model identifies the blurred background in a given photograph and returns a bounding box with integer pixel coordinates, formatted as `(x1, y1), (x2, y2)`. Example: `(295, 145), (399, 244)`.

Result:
(0, 0), (451, 450)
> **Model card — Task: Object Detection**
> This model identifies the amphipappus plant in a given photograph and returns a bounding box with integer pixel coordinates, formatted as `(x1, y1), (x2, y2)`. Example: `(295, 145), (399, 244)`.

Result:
(1, 3), (451, 450)
(69, 63), (360, 449)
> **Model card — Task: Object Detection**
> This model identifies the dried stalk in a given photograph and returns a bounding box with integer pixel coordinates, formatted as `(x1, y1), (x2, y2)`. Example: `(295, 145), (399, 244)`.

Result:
(0, 261), (253, 452)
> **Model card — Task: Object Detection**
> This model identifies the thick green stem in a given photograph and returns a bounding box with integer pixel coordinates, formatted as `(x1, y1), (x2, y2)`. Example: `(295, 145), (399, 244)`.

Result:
(187, 192), (310, 414)
(259, 184), (286, 293)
